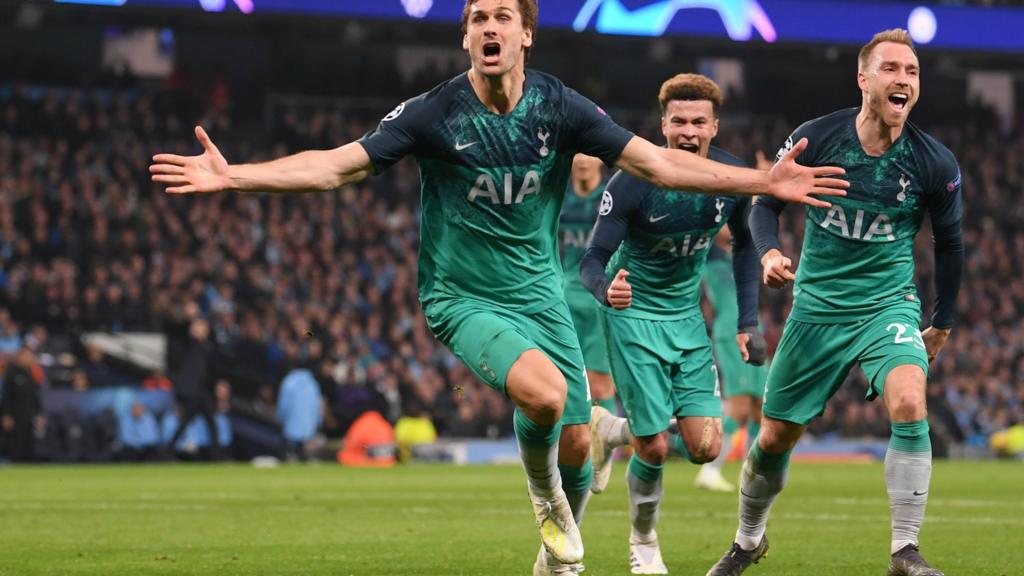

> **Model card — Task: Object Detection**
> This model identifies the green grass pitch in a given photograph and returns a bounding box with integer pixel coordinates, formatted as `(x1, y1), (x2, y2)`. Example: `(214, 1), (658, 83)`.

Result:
(0, 460), (1019, 575)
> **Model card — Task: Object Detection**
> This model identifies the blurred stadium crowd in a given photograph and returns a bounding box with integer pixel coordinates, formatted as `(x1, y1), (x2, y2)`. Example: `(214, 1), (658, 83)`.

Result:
(0, 78), (1021, 462)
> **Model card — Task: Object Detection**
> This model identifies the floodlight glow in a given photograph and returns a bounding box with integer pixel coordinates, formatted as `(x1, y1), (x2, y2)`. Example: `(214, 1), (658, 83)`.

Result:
(402, 0), (433, 19)
(908, 6), (937, 45)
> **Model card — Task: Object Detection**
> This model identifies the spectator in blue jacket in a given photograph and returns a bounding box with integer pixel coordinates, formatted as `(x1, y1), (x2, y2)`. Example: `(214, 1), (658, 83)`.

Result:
(278, 367), (323, 461)
(117, 401), (160, 461)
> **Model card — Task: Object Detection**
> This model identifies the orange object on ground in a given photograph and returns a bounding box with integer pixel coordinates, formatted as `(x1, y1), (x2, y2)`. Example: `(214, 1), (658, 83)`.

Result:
(727, 428), (748, 461)
(338, 411), (397, 467)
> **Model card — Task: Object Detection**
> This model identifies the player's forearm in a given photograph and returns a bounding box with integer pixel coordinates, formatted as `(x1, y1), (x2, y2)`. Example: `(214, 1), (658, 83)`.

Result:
(931, 220), (964, 329)
(656, 148), (770, 196)
(748, 198), (785, 258)
(732, 239), (760, 330)
(617, 138), (770, 196)
(227, 151), (342, 192)
(228, 145), (371, 193)
(580, 248), (614, 306)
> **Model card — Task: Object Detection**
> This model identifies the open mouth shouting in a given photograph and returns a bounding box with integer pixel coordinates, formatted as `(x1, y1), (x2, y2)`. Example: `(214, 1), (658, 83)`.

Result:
(678, 142), (700, 154)
(482, 41), (502, 66)
(888, 92), (910, 114)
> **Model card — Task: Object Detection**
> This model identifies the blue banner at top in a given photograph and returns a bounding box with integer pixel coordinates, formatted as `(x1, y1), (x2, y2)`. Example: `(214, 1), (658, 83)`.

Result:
(55, 0), (1024, 52)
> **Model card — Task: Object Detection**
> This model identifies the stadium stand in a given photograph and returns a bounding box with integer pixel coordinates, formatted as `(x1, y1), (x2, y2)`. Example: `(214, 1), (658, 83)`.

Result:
(0, 79), (1020, 461)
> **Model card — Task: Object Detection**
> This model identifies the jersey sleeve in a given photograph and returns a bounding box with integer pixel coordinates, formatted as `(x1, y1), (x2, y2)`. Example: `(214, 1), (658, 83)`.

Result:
(773, 119), (820, 166)
(926, 150), (963, 229)
(562, 88), (635, 167)
(728, 197), (760, 330)
(579, 170), (643, 305)
(751, 121), (823, 257)
(358, 92), (434, 174)
(748, 195), (787, 258)
(925, 147), (964, 329)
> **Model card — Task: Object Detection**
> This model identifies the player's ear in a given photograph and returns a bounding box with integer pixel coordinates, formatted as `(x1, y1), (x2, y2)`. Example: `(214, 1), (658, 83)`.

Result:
(522, 26), (533, 49)
(710, 117), (719, 139)
(462, 33), (469, 52)
(856, 69), (869, 93)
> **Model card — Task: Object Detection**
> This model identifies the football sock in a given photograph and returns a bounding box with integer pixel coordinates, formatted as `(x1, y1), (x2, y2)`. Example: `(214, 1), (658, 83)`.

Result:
(736, 443), (791, 550)
(559, 460), (593, 525)
(887, 420), (932, 555)
(669, 431), (692, 462)
(746, 418), (762, 452)
(596, 412), (632, 449)
(514, 409), (562, 497)
(627, 454), (664, 540)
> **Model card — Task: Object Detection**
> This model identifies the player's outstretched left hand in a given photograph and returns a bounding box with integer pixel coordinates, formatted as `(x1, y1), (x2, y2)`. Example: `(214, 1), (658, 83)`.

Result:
(921, 326), (951, 364)
(737, 331), (767, 366)
(150, 126), (231, 194)
(769, 137), (848, 208)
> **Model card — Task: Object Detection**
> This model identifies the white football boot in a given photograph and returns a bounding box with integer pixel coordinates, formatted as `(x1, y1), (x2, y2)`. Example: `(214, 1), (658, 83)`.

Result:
(694, 464), (736, 493)
(629, 531), (669, 575)
(533, 545), (585, 575)
(529, 486), (584, 564)
(589, 405), (616, 494)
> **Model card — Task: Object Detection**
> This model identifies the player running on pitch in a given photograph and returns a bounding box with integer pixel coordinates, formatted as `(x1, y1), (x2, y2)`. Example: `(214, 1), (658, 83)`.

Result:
(149, 1), (847, 572)
(582, 73), (765, 575)
(559, 154), (618, 415)
(704, 29), (962, 576)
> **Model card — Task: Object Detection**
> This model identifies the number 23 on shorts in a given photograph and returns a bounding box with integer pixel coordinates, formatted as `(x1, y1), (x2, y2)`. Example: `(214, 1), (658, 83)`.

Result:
(887, 323), (925, 350)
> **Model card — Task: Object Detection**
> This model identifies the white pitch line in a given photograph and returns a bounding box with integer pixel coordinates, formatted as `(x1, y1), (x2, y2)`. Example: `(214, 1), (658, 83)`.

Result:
(1, 501), (1020, 527)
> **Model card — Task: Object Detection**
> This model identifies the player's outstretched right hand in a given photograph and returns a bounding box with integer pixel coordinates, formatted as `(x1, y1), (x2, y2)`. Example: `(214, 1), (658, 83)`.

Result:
(761, 249), (795, 289)
(150, 126), (230, 194)
(607, 269), (632, 309)
(769, 137), (848, 208)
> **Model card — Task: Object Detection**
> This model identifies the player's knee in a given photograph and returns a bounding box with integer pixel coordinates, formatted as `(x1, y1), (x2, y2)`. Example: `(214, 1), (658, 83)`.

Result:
(633, 435), (669, 465)
(758, 421), (802, 452)
(889, 391), (927, 422)
(508, 357), (567, 424)
(531, 387), (565, 424)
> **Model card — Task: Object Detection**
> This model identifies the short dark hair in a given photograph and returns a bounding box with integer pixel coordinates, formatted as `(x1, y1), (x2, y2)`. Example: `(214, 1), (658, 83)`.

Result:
(658, 73), (723, 117)
(461, 0), (539, 62)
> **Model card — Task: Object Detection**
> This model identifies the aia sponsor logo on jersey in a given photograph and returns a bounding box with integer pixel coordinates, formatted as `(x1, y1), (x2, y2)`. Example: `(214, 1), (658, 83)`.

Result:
(817, 205), (895, 241)
(649, 233), (711, 258)
(562, 228), (591, 249)
(466, 170), (541, 205)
